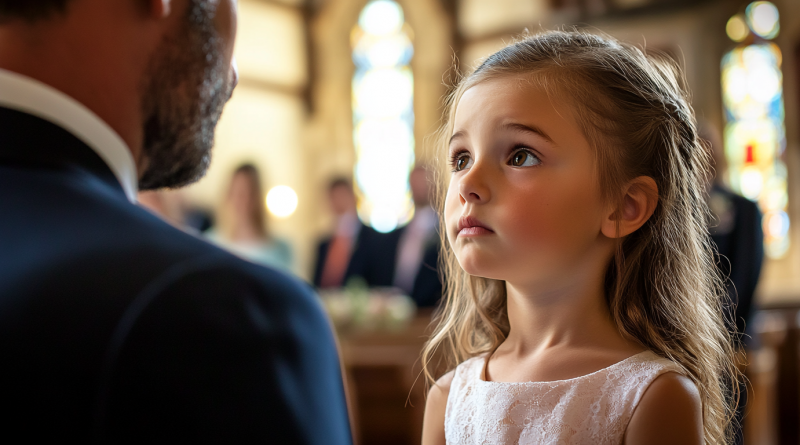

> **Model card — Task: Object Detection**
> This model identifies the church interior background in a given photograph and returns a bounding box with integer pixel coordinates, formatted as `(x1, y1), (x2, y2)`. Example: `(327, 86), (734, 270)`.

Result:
(146, 0), (800, 443)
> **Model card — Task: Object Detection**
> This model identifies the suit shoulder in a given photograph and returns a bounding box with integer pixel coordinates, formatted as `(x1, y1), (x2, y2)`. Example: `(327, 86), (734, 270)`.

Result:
(100, 255), (347, 444)
(149, 251), (320, 315)
(112, 252), (334, 372)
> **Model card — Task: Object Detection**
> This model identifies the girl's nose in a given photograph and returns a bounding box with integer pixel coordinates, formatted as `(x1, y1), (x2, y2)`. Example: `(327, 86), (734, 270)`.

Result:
(458, 166), (491, 205)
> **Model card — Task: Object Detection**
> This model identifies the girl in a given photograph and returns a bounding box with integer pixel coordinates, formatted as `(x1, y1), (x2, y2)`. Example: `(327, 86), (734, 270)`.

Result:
(421, 31), (738, 445)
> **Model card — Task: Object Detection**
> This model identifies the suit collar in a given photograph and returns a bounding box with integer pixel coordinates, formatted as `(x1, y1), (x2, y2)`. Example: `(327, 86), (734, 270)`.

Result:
(0, 107), (128, 200)
(0, 68), (138, 202)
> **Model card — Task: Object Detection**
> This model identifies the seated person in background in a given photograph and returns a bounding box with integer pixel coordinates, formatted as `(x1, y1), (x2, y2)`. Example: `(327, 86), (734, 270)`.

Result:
(314, 177), (393, 288)
(386, 166), (443, 307)
(0, 0), (350, 442)
(208, 163), (293, 271)
(700, 122), (764, 445)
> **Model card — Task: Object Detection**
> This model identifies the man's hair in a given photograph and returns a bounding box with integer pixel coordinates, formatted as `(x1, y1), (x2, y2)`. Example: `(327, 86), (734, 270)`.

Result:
(327, 177), (352, 193)
(0, 0), (72, 22)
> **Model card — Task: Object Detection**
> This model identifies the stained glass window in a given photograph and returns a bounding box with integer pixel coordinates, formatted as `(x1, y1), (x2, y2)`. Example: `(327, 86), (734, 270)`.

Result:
(351, 0), (415, 233)
(722, 1), (788, 258)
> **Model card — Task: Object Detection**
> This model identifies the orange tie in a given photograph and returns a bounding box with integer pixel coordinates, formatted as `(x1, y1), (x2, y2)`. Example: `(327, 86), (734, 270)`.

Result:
(320, 235), (352, 288)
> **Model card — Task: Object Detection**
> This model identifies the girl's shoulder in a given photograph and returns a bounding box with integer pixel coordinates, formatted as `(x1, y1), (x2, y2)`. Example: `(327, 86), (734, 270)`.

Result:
(617, 350), (686, 386)
(593, 350), (688, 403)
(429, 354), (486, 402)
(624, 361), (702, 444)
(428, 355), (480, 392)
(623, 350), (683, 371)
(452, 354), (488, 384)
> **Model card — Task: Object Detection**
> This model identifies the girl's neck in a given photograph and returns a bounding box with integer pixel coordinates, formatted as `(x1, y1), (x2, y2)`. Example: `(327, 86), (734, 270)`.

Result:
(501, 280), (630, 357)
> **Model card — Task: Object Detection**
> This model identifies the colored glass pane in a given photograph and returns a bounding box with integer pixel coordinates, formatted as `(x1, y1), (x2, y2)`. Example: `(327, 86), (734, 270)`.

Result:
(352, 0), (415, 233)
(746, 1), (780, 40)
(722, 35), (789, 257)
(726, 14), (749, 42)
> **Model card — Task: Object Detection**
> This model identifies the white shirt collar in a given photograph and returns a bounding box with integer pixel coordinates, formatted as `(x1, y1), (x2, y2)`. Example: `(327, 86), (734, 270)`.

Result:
(0, 68), (138, 202)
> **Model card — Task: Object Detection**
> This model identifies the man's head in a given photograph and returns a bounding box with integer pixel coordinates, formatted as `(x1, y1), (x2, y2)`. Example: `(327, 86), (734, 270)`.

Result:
(138, 0), (237, 189)
(0, 0), (239, 190)
(697, 120), (726, 185)
(327, 178), (357, 217)
(408, 165), (432, 208)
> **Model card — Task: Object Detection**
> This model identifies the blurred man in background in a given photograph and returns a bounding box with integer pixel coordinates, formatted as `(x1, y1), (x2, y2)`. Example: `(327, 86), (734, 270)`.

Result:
(386, 166), (442, 307)
(0, 0), (350, 442)
(701, 122), (763, 346)
(314, 177), (393, 288)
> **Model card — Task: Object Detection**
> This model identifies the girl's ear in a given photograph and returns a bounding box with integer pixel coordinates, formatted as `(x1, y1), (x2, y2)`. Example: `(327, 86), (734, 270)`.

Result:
(601, 176), (659, 239)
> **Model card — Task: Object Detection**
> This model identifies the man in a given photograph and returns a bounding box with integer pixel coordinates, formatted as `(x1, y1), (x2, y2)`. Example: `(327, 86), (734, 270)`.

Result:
(386, 166), (442, 307)
(313, 178), (392, 288)
(0, 1), (350, 443)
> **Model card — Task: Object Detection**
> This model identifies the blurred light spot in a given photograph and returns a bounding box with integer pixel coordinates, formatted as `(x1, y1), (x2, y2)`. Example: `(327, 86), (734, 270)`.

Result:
(353, 68), (413, 118)
(766, 210), (790, 239)
(747, 64), (781, 103)
(762, 182), (788, 211)
(766, 231), (790, 258)
(726, 14), (749, 42)
(740, 167), (763, 200)
(352, 33), (413, 69)
(266, 185), (298, 218)
(723, 64), (747, 104)
(370, 207), (399, 233)
(746, 1), (779, 40)
(359, 0), (404, 36)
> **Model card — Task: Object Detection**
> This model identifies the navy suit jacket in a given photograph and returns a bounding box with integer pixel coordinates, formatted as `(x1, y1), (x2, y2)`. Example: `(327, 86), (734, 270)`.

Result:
(0, 107), (351, 443)
(709, 184), (763, 348)
(382, 226), (443, 308)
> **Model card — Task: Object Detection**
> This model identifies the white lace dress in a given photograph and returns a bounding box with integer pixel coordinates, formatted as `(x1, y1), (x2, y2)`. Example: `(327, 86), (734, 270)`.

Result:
(444, 351), (684, 444)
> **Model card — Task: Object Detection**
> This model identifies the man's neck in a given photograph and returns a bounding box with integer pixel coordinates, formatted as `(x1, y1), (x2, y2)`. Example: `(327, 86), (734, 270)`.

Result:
(0, 15), (150, 174)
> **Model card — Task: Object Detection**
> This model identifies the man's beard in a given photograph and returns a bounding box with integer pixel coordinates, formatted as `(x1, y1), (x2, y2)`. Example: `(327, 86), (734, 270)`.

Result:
(138, 0), (234, 191)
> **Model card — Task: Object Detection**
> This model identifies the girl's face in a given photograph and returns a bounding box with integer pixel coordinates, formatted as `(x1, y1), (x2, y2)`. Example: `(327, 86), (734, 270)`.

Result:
(445, 77), (614, 290)
(230, 172), (254, 217)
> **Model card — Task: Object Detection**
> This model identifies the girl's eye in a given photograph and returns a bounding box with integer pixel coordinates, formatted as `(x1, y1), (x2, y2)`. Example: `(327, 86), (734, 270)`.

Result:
(510, 150), (540, 167)
(452, 153), (473, 172)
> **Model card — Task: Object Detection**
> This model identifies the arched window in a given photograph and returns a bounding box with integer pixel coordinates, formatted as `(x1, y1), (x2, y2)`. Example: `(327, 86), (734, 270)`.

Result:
(351, 0), (415, 232)
(722, 1), (788, 258)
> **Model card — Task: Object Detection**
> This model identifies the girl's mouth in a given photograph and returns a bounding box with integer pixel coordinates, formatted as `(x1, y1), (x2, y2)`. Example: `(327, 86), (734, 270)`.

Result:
(457, 216), (494, 237)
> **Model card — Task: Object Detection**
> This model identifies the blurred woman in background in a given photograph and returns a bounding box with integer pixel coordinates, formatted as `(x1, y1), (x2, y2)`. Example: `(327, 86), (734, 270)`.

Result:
(209, 163), (293, 271)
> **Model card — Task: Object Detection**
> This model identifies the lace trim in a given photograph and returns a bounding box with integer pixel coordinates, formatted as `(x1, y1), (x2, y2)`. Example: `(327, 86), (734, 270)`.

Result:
(444, 351), (684, 445)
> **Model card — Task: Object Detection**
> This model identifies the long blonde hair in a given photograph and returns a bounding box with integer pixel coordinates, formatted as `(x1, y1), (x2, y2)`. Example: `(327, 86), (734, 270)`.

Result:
(422, 30), (739, 445)
(217, 163), (268, 241)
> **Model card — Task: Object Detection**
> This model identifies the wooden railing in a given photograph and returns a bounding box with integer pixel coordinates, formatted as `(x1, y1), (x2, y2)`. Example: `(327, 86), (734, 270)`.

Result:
(337, 309), (437, 445)
(747, 305), (800, 445)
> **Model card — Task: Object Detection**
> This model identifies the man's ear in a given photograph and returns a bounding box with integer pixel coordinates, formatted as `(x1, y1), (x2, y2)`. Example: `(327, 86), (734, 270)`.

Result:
(601, 176), (659, 239)
(146, 0), (172, 19)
